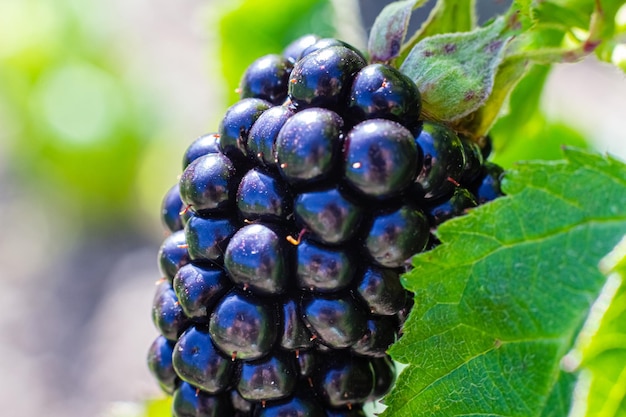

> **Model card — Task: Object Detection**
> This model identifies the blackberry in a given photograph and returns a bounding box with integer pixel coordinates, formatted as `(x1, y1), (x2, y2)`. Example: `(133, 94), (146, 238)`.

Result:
(239, 54), (293, 105)
(172, 325), (235, 393)
(179, 152), (236, 214)
(236, 168), (291, 222)
(275, 107), (344, 186)
(283, 34), (320, 63)
(413, 120), (466, 200)
(294, 187), (362, 244)
(219, 98), (272, 161)
(184, 214), (237, 263)
(172, 263), (230, 318)
(182, 133), (221, 169)
(209, 290), (278, 361)
(343, 118), (419, 199)
(149, 35), (505, 415)
(147, 335), (177, 394)
(348, 63), (421, 128)
(247, 106), (294, 167)
(152, 280), (189, 342)
(172, 382), (233, 417)
(237, 353), (298, 401)
(288, 45), (366, 110)
(426, 187), (478, 226)
(224, 223), (289, 295)
(157, 230), (190, 281)
(160, 183), (185, 233)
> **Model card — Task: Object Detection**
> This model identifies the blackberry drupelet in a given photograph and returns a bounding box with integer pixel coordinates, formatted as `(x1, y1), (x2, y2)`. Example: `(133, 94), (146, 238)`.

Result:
(148, 35), (505, 416)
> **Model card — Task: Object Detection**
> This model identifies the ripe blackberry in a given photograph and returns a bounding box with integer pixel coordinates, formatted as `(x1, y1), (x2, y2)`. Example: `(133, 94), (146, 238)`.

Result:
(182, 132), (221, 169)
(288, 45), (366, 110)
(343, 119), (419, 199)
(219, 98), (272, 161)
(179, 152), (236, 214)
(236, 168), (291, 222)
(247, 106), (294, 167)
(348, 63), (421, 128)
(239, 54), (293, 105)
(149, 35), (506, 415)
(172, 263), (230, 318)
(413, 120), (466, 200)
(152, 280), (189, 341)
(172, 325), (235, 393)
(224, 223), (290, 295)
(160, 184), (185, 233)
(275, 107), (344, 186)
(147, 335), (177, 394)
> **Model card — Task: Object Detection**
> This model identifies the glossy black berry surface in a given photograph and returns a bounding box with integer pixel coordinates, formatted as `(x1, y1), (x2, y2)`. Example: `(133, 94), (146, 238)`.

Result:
(179, 153), (236, 214)
(344, 119), (419, 199)
(253, 394), (327, 417)
(173, 325), (234, 393)
(300, 38), (366, 61)
(157, 230), (190, 281)
(224, 223), (289, 295)
(296, 239), (355, 292)
(313, 353), (374, 407)
(348, 63), (421, 127)
(247, 106), (293, 167)
(355, 266), (407, 316)
(184, 214), (237, 263)
(413, 121), (466, 200)
(427, 186), (477, 226)
(288, 46), (366, 110)
(172, 382), (233, 417)
(301, 293), (367, 348)
(365, 206), (430, 268)
(236, 168), (290, 222)
(275, 108), (344, 185)
(219, 98), (272, 161)
(161, 183), (185, 233)
(173, 263), (230, 318)
(351, 315), (398, 357)
(147, 335), (177, 394)
(279, 299), (313, 350)
(183, 132), (221, 169)
(283, 34), (320, 63)
(152, 280), (189, 341)
(294, 187), (362, 244)
(239, 54), (293, 105)
(472, 162), (505, 204)
(459, 136), (484, 185)
(209, 291), (277, 361)
(237, 353), (297, 401)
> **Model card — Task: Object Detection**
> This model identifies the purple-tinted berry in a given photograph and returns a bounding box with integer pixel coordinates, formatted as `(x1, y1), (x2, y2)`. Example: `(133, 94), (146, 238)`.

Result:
(239, 54), (293, 105)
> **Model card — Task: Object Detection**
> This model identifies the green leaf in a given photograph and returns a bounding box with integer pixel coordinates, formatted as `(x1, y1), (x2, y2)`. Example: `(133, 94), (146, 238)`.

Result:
(399, 17), (511, 122)
(397, 0), (477, 64)
(367, 0), (429, 63)
(383, 149), (626, 416)
(566, 236), (626, 416)
(452, 54), (530, 139)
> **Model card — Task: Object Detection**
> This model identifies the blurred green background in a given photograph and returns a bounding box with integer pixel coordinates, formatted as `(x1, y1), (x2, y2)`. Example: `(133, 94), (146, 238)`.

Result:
(0, 1), (624, 416)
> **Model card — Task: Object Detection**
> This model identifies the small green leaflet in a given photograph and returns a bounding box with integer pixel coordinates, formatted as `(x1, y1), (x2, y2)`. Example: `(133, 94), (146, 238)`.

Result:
(397, 0), (477, 64)
(367, 0), (428, 62)
(399, 17), (511, 122)
(382, 149), (626, 416)
(567, 236), (626, 416)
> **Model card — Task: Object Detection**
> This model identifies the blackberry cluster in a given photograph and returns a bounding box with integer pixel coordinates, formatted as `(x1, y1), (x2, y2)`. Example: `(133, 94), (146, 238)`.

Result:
(148, 35), (504, 417)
